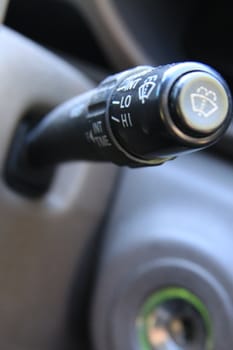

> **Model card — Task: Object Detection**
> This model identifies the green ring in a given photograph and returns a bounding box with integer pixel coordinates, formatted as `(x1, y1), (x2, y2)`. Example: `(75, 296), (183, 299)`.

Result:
(136, 287), (213, 350)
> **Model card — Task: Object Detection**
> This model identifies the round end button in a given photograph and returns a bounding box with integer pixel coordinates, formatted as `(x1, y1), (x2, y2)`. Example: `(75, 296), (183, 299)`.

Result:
(171, 71), (229, 134)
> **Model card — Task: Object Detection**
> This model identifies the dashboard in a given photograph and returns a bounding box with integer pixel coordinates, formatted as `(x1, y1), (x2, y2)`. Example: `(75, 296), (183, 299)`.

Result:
(1, 1), (233, 350)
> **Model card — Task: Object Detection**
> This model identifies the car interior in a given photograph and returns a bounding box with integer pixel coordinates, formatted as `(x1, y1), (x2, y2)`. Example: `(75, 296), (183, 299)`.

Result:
(1, 1), (233, 349)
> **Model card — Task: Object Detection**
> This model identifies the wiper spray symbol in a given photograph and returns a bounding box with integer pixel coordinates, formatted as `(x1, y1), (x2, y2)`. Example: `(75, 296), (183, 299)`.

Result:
(138, 75), (158, 104)
(190, 86), (218, 117)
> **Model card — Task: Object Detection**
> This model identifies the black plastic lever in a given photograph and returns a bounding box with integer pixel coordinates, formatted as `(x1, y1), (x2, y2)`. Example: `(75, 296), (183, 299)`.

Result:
(4, 62), (232, 196)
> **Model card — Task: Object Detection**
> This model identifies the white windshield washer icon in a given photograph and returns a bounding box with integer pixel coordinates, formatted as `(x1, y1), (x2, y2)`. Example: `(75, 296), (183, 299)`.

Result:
(190, 86), (218, 117)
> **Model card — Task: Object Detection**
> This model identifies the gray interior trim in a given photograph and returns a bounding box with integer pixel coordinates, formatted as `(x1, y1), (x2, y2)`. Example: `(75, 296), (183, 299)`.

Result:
(0, 26), (118, 349)
(69, 0), (152, 68)
(92, 152), (233, 350)
(0, 0), (8, 23)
